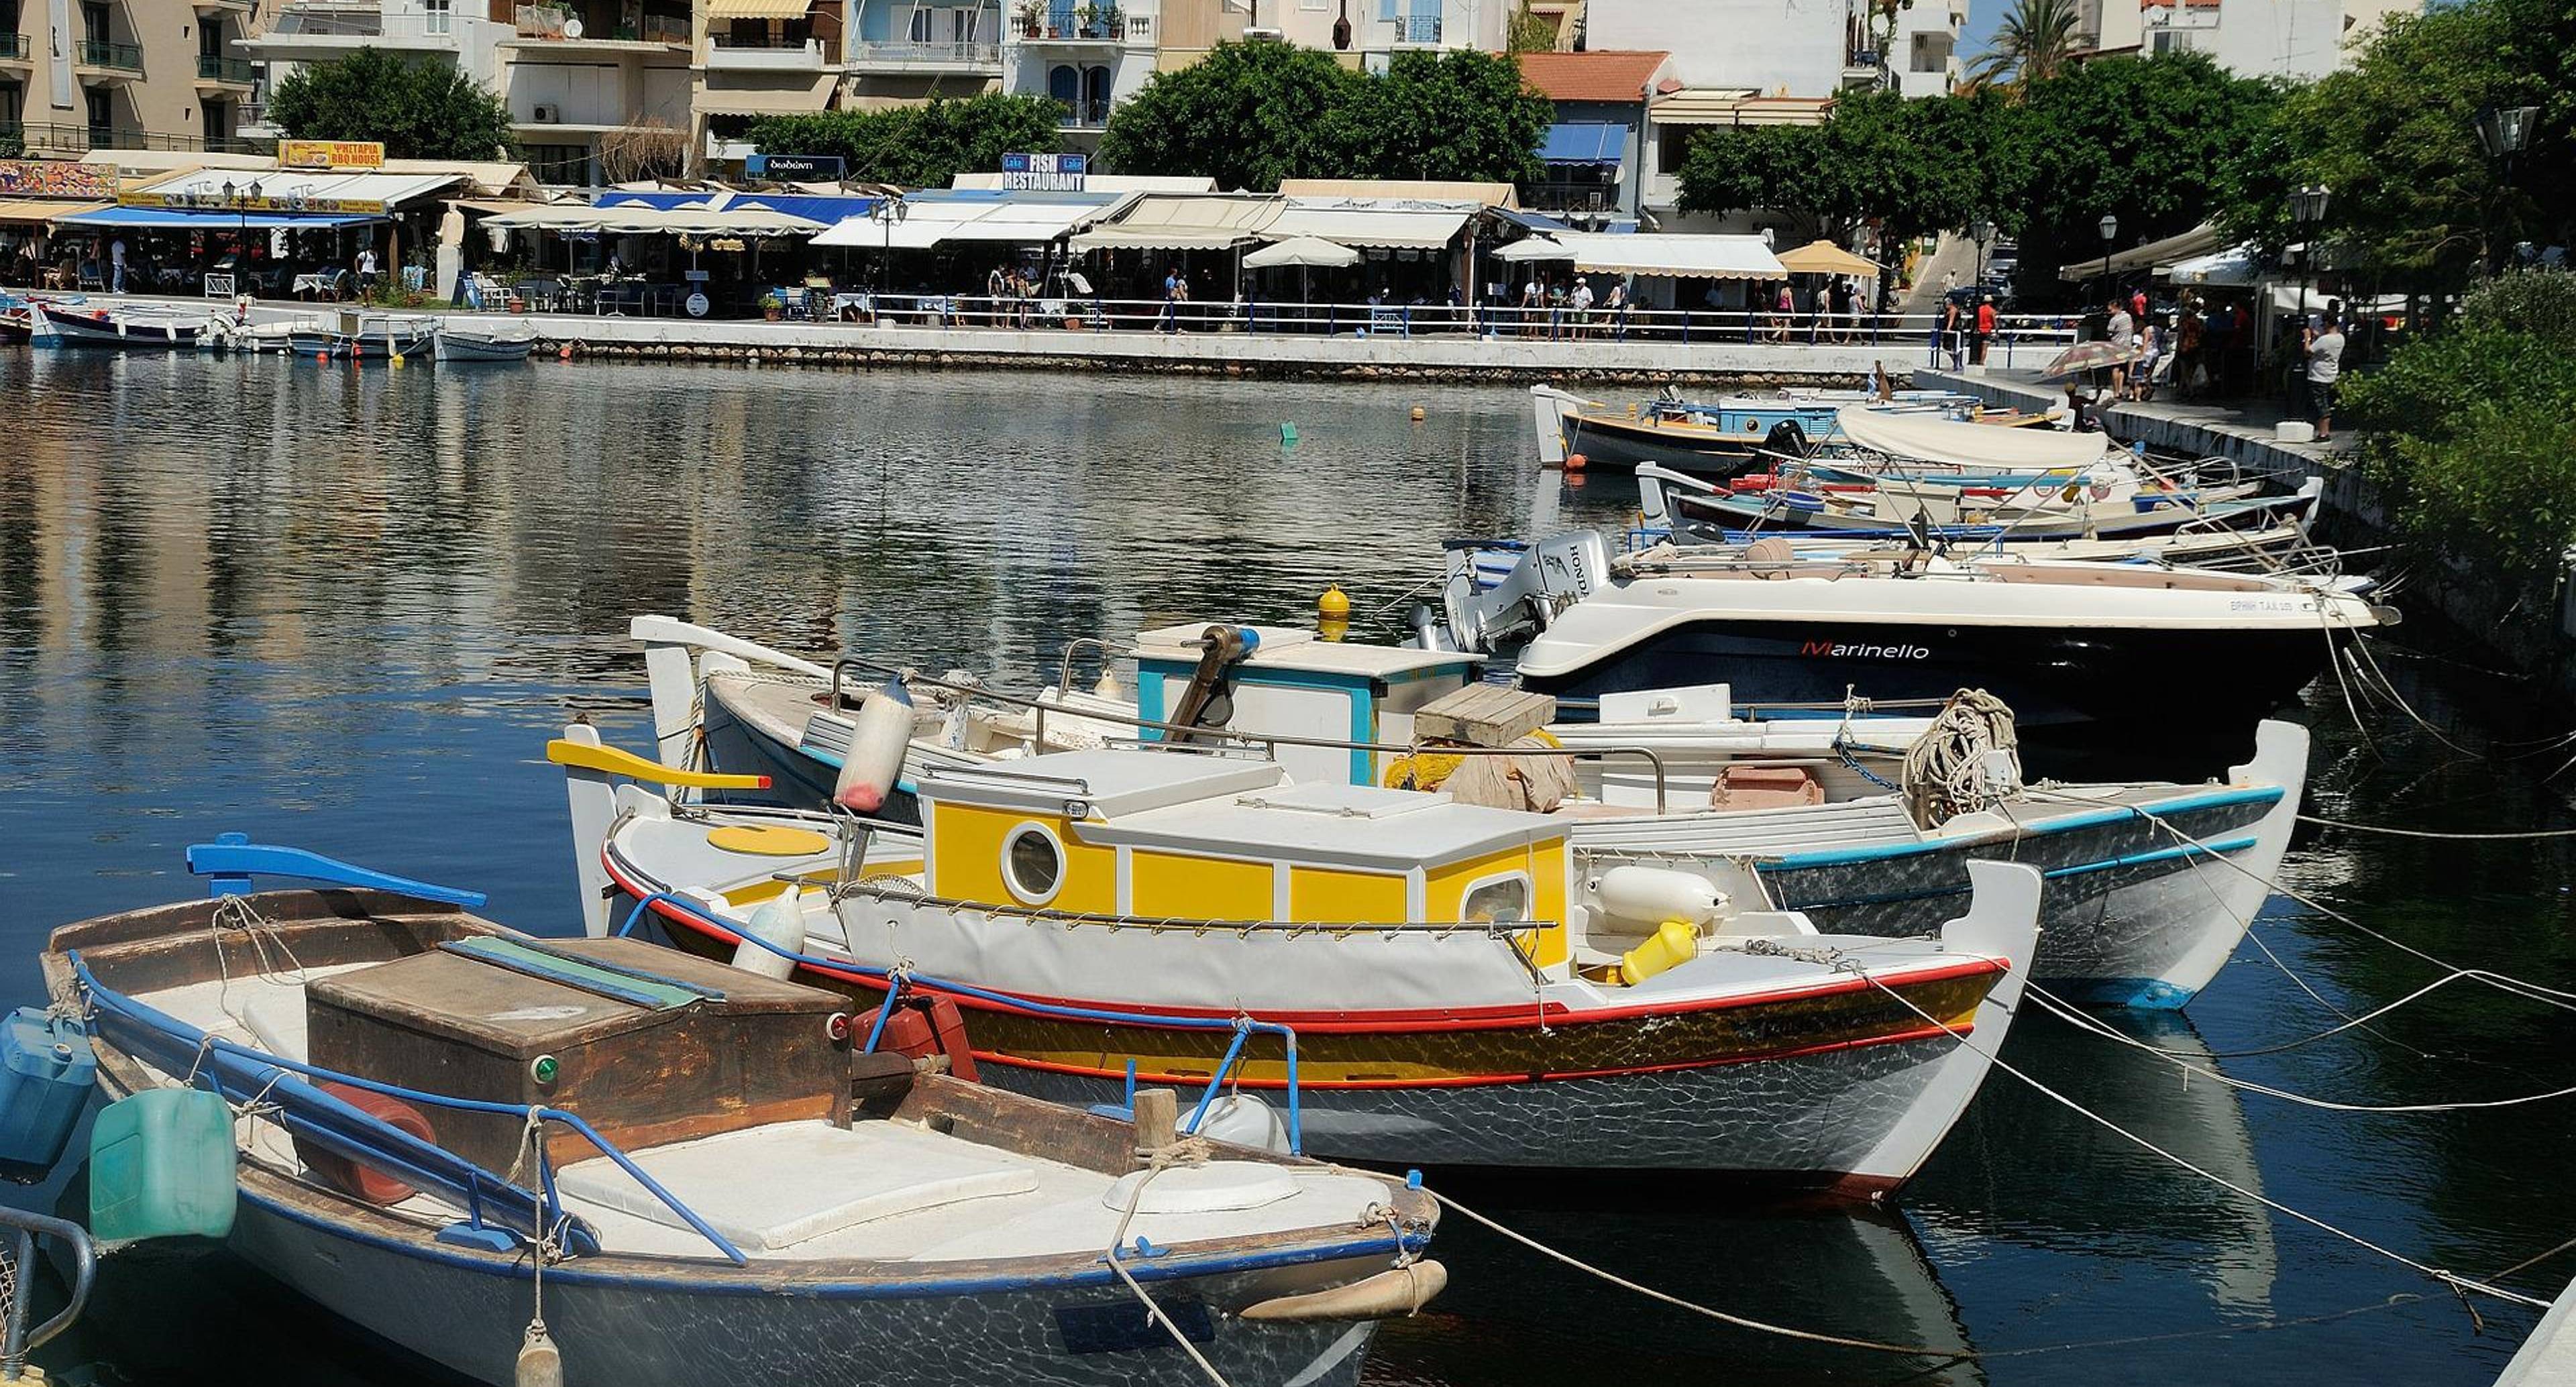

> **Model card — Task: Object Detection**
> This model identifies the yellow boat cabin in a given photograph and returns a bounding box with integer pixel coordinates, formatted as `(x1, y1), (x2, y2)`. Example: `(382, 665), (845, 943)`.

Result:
(915, 747), (1575, 966)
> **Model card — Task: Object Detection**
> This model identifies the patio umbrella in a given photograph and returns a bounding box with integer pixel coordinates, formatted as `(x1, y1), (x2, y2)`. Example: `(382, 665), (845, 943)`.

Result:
(1494, 237), (1574, 262)
(2039, 340), (2127, 379)
(1244, 236), (1359, 269)
(1774, 239), (1880, 278)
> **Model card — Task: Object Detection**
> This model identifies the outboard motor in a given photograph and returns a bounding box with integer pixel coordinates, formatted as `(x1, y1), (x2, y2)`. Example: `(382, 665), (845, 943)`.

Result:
(1443, 530), (1612, 655)
(1762, 419), (1812, 459)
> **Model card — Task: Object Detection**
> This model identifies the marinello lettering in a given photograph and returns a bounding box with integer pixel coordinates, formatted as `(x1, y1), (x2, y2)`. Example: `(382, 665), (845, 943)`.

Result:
(1800, 640), (1932, 659)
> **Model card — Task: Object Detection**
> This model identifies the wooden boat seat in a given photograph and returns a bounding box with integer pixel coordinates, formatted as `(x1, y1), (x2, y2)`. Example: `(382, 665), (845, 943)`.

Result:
(556, 1121), (1040, 1252)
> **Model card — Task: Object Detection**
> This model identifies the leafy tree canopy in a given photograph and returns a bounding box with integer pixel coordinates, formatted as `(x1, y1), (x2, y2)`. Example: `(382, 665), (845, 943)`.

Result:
(1968, 0), (2083, 89)
(1099, 42), (1547, 189)
(746, 95), (1063, 187)
(267, 48), (515, 161)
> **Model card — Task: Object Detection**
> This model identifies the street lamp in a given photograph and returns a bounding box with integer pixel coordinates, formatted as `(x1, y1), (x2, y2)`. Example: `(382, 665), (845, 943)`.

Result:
(221, 178), (262, 298)
(2287, 183), (2330, 410)
(869, 195), (907, 319)
(2096, 211), (2118, 296)
(1970, 217), (1994, 294)
(2473, 104), (2540, 272)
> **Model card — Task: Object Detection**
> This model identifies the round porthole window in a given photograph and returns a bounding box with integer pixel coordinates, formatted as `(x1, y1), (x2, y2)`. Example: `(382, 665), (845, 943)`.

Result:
(1002, 824), (1065, 905)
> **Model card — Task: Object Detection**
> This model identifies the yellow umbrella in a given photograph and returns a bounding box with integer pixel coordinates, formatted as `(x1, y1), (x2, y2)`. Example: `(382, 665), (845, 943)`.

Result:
(1774, 239), (1881, 278)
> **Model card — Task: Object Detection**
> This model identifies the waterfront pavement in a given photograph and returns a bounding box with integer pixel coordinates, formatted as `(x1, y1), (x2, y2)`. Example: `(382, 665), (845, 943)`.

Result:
(1919, 366), (2358, 484)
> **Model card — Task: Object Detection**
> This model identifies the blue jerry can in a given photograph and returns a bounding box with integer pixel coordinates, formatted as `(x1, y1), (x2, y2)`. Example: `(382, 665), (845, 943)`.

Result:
(90, 1087), (237, 1243)
(0, 1007), (96, 1172)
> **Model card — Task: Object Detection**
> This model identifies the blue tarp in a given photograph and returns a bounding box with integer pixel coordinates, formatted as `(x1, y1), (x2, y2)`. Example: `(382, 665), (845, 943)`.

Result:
(55, 207), (382, 229)
(1538, 121), (1625, 166)
(594, 190), (882, 224)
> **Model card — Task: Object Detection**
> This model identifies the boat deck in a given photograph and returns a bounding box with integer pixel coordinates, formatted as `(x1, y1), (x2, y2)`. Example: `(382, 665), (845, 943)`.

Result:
(133, 970), (1389, 1266)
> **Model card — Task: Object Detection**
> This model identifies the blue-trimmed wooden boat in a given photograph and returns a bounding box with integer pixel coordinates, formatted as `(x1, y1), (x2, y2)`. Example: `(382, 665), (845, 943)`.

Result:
(44, 840), (1443, 1387)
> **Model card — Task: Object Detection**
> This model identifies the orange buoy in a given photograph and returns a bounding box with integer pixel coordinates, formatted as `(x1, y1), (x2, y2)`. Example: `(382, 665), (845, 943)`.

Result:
(1565, 452), (1589, 471)
(557, 344), (572, 362)
(317, 350), (331, 365)
(292, 1081), (435, 1205)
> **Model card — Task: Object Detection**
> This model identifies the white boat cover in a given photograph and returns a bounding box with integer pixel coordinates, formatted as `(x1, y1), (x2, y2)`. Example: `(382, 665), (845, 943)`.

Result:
(1835, 407), (2110, 471)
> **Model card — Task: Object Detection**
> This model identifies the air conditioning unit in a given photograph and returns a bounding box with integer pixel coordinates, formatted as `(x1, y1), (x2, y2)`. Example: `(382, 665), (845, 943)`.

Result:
(533, 103), (560, 123)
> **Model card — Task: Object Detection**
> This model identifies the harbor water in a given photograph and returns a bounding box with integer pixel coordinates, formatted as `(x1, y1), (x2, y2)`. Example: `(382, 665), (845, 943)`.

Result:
(4, 350), (2573, 1384)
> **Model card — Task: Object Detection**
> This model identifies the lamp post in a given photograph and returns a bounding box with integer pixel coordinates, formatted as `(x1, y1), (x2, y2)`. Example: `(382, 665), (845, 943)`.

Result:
(2473, 103), (2540, 272)
(2096, 211), (2117, 302)
(222, 178), (262, 298)
(2287, 182), (2330, 411)
(870, 195), (907, 320)
(1970, 217), (1994, 295)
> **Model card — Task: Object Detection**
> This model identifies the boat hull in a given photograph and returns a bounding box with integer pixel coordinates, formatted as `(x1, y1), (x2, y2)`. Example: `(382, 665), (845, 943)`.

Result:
(215, 1175), (1388, 1387)
(1670, 486), (2318, 543)
(36, 311), (205, 349)
(288, 328), (439, 361)
(437, 331), (536, 362)
(1562, 412), (1764, 480)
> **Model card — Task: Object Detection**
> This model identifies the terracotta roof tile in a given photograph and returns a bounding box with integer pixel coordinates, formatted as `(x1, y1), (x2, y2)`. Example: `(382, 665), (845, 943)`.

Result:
(1517, 50), (1673, 105)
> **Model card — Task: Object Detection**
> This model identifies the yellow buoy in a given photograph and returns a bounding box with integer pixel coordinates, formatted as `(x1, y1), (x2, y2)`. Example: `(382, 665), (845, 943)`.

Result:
(1409, 406), (1426, 422)
(1317, 584), (1351, 623)
(1617, 919), (1702, 986)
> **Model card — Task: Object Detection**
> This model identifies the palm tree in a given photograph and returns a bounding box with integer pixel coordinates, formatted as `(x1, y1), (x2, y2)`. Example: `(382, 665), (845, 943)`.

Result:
(1968, 0), (2084, 90)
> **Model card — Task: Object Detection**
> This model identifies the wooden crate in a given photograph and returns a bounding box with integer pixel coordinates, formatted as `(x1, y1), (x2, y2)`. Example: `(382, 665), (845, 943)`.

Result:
(306, 937), (851, 1174)
(1413, 684), (1558, 748)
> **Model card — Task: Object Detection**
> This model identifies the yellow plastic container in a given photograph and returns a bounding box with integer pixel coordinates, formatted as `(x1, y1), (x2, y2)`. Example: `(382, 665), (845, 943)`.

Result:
(1617, 919), (1703, 987)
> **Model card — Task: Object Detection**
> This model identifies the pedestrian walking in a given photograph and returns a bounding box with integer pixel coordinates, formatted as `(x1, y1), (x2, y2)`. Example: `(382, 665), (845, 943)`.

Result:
(1568, 277), (1594, 339)
(2304, 312), (2345, 441)
(2104, 295), (2135, 396)
(1941, 296), (1965, 370)
(354, 244), (379, 298)
(1772, 282), (1793, 342)
(109, 236), (126, 294)
(1972, 294), (1996, 366)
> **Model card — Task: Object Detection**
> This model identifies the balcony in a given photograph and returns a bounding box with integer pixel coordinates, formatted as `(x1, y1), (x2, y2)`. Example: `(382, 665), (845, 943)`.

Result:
(1391, 13), (1441, 44)
(243, 5), (462, 56)
(77, 38), (145, 78)
(704, 34), (835, 71)
(0, 33), (30, 62)
(509, 4), (690, 46)
(1016, 12), (1144, 44)
(1055, 97), (1109, 129)
(197, 53), (256, 86)
(846, 38), (1003, 70)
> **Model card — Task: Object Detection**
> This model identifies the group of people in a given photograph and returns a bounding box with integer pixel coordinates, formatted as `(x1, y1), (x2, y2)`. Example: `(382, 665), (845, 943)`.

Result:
(3, 233), (388, 300)
(1764, 276), (1874, 343)
(1939, 293), (2002, 368)
(1510, 276), (1627, 338)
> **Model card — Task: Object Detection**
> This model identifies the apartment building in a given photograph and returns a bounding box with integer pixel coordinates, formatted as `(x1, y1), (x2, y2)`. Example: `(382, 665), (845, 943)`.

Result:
(841, 0), (1000, 109)
(1585, 0), (1960, 97)
(1, 0), (257, 158)
(692, 0), (841, 170)
(2085, 0), (2415, 77)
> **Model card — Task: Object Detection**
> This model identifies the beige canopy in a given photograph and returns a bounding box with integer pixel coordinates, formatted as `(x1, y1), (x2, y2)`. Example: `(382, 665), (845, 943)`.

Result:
(1774, 239), (1879, 278)
(1835, 406), (2111, 471)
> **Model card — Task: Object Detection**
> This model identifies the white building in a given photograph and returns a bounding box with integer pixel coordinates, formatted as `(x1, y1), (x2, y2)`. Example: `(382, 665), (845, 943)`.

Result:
(1585, 0), (1961, 98)
(2090, 0), (2417, 77)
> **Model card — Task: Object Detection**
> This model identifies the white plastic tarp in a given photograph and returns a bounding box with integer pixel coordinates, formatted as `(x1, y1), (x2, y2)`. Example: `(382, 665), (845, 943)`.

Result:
(1835, 406), (2110, 471)
(1544, 232), (1783, 280)
(1260, 204), (1472, 250)
(810, 201), (986, 249)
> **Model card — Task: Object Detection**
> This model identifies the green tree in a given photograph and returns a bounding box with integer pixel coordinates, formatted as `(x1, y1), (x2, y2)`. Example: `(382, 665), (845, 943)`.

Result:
(1326, 50), (1552, 184)
(1097, 41), (1361, 190)
(266, 48), (515, 160)
(745, 94), (1063, 186)
(1676, 89), (2004, 247)
(1968, 0), (2084, 90)
(1505, 1), (1556, 53)
(2343, 271), (2576, 578)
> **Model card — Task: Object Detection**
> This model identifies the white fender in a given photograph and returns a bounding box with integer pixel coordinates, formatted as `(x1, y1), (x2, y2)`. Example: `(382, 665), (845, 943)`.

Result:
(834, 679), (916, 814)
(731, 885), (806, 981)
(1591, 865), (1725, 929)
(557, 724), (619, 937)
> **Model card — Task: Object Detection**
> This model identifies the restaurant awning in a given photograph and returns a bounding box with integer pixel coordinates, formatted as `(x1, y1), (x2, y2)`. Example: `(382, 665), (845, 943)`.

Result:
(1649, 90), (1835, 127)
(1501, 231), (1782, 279)
(2166, 244), (2259, 286)
(121, 168), (465, 216)
(1069, 194), (1283, 252)
(2056, 221), (2221, 281)
(1539, 121), (1625, 166)
(57, 206), (382, 229)
(481, 203), (823, 236)
(0, 199), (112, 224)
(694, 78), (838, 117)
(1244, 236), (1361, 269)
(808, 195), (1124, 248)
(706, 0), (812, 17)
(1262, 203), (1472, 250)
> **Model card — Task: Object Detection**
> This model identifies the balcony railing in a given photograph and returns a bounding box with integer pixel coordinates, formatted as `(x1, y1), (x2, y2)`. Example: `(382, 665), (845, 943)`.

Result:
(78, 38), (144, 72)
(1056, 97), (1109, 128)
(1394, 13), (1440, 42)
(0, 33), (29, 60)
(260, 8), (458, 42)
(198, 54), (255, 82)
(706, 33), (836, 67)
(847, 38), (1002, 66)
(1024, 12), (1128, 40)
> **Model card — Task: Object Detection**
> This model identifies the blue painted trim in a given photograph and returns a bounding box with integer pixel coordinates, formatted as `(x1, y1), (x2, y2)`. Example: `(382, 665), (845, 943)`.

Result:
(1759, 786), (2283, 870)
(2041, 834), (2259, 880)
(185, 833), (486, 907)
(1349, 685), (1375, 786)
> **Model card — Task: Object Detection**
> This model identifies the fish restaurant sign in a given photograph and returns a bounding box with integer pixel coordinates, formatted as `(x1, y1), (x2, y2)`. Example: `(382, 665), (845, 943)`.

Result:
(1000, 152), (1087, 191)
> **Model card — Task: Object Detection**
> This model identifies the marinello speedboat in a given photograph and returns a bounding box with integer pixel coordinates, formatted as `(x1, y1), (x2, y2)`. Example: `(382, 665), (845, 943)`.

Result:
(49, 840), (1444, 1387)
(631, 618), (2308, 1008)
(564, 726), (2046, 1192)
(1441, 531), (2389, 751)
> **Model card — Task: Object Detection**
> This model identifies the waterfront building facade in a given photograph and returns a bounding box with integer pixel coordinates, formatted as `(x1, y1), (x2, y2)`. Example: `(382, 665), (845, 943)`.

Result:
(2, 0), (257, 158)
(1513, 48), (1670, 230)
(2077, 0), (2420, 77)
(1584, 0), (1962, 98)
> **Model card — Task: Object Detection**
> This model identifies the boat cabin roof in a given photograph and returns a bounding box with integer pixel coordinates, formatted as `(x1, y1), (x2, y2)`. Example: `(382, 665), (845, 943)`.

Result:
(918, 747), (1285, 819)
(1083, 780), (1566, 871)
(1131, 622), (1477, 683)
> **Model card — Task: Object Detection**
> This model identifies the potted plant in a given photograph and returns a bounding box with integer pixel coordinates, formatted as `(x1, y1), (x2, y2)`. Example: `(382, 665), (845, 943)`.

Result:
(1075, 3), (1097, 35)
(1014, 0), (1041, 36)
(1095, 0), (1121, 36)
(760, 287), (786, 321)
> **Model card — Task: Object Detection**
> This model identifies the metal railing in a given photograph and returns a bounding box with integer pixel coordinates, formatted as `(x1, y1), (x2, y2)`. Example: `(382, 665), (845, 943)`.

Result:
(709, 32), (835, 52)
(262, 7), (458, 40)
(0, 1208), (93, 1381)
(197, 53), (254, 82)
(1029, 12), (1126, 38)
(0, 33), (28, 60)
(1055, 97), (1110, 128)
(1394, 13), (1441, 42)
(78, 38), (143, 72)
(847, 38), (1002, 64)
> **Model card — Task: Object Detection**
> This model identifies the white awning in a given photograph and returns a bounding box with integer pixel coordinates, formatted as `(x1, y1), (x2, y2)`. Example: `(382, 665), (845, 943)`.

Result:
(1068, 194), (1283, 252)
(1244, 236), (1361, 269)
(1516, 232), (1782, 280)
(1836, 406), (2110, 471)
(812, 201), (982, 249)
(2057, 221), (2221, 281)
(123, 168), (465, 215)
(1262, 203), (1472, 250)
(706, 0), (812, 17)
(813, 196), (1130, 247)
(2165, 245), (2258, 286)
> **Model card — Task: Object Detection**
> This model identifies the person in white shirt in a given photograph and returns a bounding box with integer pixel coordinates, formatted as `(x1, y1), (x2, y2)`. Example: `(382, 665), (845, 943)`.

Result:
(355, 245), (380, 298)
(2304, 313), (2346, 441)
(1568, 278), (1593, 339)
(109, 237), (127, 293)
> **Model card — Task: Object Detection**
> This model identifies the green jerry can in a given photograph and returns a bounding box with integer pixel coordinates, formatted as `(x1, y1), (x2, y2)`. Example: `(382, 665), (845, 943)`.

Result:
(89, 1087), (236, 1243)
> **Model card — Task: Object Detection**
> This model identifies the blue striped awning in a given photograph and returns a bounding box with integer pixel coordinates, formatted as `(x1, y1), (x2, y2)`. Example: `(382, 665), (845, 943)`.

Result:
(1539, 121), (1625, 165)
(55, 206), (382, 229)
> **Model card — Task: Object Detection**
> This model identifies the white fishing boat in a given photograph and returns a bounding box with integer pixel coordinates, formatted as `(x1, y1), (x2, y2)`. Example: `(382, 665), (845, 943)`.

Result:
(562, 718), (2045, 1188)
(435, 321), (539, 363)
(48, 840), (1445, 1387)
(632, 616), (2308, 1007)
(29, 302), (218, 350)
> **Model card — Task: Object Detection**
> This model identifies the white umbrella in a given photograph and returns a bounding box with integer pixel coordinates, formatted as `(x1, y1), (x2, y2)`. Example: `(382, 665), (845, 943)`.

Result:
(1494, 237), (1573, 262)
(1244, 235), (1359, 269)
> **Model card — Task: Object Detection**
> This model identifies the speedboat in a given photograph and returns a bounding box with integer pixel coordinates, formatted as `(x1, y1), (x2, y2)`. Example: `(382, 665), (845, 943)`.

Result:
(47, 838), (1444, 1387)
(565, 724), (2046, 1190)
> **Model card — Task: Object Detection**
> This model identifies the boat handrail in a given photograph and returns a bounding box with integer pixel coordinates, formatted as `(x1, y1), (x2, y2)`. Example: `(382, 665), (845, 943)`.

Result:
(1055, 636), (1118, 699)
(71, 955), (749, 1267)
(0, 1205), (93, 1376)
(825, 655), (1680, 814)
(616, 890), (1320, 1154)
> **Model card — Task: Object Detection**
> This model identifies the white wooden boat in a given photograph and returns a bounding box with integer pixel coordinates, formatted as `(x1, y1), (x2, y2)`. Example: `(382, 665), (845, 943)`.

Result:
(29, 302), (216, 350)
(435, 322), (537, 363)
(50, 841), (1444, 1387)
(566, 727), (2045, 1188)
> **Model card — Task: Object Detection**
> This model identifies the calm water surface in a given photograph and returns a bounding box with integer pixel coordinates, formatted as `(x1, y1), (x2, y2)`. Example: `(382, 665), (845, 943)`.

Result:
(4, 351), (2573, 1386)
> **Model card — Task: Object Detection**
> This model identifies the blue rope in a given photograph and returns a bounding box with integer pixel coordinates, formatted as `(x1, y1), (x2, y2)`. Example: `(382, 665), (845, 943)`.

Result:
(1835, 737), (1903, 791)
(620, 891), (1306, 1154)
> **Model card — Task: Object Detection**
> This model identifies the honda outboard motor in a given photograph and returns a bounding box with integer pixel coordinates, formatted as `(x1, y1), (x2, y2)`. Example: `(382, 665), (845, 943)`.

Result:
(1442, 530), (1613, 655)
(1762, 419), (1812, 459)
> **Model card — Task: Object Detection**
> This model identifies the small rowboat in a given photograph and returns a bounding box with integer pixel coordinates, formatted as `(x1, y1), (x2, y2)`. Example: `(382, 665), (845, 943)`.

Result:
(48, 838), (1444, 1387)
(30, 302), (213, 349)
(287, 319), (440, 361)
(434, 323), (538, 363)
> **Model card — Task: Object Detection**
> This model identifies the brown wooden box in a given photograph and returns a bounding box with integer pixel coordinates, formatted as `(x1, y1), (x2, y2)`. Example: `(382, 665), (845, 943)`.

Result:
(306, 938), (851, 1175)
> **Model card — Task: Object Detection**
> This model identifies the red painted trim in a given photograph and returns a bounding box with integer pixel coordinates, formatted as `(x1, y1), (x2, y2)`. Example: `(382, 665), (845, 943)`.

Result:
(608, 853), (2004, 1034)
(983, 1019), (1973, 1090)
